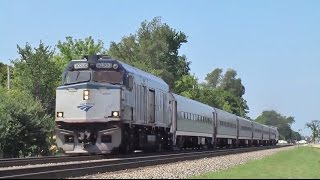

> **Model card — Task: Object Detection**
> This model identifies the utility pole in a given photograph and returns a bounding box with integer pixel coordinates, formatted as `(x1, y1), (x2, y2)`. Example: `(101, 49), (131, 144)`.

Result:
(298, 129), (302, 148)
(7, 65), (10, 90)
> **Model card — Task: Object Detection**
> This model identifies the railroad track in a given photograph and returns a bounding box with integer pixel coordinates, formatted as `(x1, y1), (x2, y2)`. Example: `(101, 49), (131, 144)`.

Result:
(0, 149), (217, 168)
(0, 145), (291, 179)
(0, 155), (107, 168)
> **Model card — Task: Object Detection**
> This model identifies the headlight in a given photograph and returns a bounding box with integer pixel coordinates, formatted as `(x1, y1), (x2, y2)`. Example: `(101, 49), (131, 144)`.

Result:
(57, 112), (64, 118)
(83, 90), (90, 100)
(112, 111), (119, 117)
(113, 63), (119, 70)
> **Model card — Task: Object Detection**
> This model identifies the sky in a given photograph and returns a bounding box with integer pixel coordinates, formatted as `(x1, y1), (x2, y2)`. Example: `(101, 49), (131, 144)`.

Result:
(1, 0), (319, 137)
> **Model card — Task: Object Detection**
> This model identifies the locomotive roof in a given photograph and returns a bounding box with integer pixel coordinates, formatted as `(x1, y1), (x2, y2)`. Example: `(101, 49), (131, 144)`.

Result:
(68, 55), (170, 91)
(119, 60), (169, 91)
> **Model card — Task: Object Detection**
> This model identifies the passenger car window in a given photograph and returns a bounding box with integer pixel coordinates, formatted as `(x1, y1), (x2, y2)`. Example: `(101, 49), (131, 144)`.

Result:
(128, 75), (133, 90)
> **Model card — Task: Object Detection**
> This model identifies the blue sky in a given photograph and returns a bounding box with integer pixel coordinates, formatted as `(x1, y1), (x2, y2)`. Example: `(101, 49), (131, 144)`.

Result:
(1, 0), (319, 136)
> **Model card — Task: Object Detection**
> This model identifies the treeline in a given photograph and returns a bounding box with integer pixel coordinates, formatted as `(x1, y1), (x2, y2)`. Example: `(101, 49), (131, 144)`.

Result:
(256, 110), (301, 141)
(0, 17), (300, 158)
(306, 120), (320, 143)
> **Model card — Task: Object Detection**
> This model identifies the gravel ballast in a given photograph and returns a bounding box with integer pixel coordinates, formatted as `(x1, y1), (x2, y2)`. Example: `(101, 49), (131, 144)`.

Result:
(75, 146), (295, 179)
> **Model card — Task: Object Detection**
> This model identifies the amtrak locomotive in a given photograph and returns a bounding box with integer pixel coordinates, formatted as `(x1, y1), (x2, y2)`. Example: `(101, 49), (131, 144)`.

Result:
(55, 55), (278, 154)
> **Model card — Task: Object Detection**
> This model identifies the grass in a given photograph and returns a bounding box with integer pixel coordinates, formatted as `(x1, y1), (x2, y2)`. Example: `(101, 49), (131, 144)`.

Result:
(191, 146), (320, 179)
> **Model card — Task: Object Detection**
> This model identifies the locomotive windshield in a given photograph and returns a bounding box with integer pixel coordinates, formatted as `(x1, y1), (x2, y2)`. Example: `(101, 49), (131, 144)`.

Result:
(62, 60), (124, 85)
(62, 70), (123, 85)
(93, 70), (123, 84)
(64, 71), (91, 85)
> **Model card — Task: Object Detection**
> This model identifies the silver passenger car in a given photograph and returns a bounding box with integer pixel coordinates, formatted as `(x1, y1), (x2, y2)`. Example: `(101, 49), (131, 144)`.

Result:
(237, 116), (253, 146)
(252, 121), (263, 145)
(262, 125), (271, 143)
(172, 94), (214, 148)
(215, 108), (237, 146)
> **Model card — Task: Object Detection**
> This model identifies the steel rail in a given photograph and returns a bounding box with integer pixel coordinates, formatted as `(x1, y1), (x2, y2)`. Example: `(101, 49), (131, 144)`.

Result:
(0, 148), (232, 168)
(0, 144), (277, 168)
(0, 155), (107, 168)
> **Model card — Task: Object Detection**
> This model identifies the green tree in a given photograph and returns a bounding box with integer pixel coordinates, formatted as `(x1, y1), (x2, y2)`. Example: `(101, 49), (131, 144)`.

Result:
(221, 69), (245, 97)
(291, 130), (302, 141)
(0, 87), (53, 158)
(255, 110), (281, 126)
(0, 62), (7, 87)
(205, 68), (245, 97)
(195, 87), (248, 117)
(256, 110), (299, 141)
(55, 36), (105, 72)
(108, 16), (190, 89)
(12, 41), (60, 116)
(305, 120), (320, 143)
(202, 68), (249, 117)
(174, 74), (200, 100)
(205, 68), (222, 88)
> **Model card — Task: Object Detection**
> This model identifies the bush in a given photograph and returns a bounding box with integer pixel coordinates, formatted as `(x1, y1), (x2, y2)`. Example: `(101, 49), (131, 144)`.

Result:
(0, 87), (54, 158)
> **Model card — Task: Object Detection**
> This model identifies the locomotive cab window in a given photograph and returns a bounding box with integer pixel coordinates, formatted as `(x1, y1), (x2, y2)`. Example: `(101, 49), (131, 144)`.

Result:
(63, 71), (91, 85)
(93, 70), (123, 84)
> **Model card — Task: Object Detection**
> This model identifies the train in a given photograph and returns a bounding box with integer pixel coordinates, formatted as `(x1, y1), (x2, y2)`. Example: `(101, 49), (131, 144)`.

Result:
(55, 55), (279, 154)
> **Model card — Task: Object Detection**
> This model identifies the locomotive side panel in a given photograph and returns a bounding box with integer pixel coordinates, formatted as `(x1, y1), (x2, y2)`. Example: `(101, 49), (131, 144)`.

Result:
(121, 87), (134, 122)
(159, 92), (172, 126)
(133, 84), (148, 124)
(121, 62), (172, 128)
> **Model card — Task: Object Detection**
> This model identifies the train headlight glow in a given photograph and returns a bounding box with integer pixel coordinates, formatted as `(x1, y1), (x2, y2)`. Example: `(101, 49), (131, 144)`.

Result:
(57, 112), (64, 118)
(83, 90), (90, 100)
(112, 111), (119, 117)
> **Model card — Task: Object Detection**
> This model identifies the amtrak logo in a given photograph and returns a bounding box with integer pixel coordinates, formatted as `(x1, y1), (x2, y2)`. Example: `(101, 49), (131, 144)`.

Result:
(77, 103), (94, 112)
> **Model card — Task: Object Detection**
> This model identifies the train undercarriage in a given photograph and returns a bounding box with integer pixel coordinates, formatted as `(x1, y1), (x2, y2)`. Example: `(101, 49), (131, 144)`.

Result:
(55, 121), (278, 154)
(55, 121), (174, 154)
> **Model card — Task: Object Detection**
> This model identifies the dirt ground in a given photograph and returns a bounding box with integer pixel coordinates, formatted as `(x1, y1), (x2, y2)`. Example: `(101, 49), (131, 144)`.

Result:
(306, 144), (320, 148)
